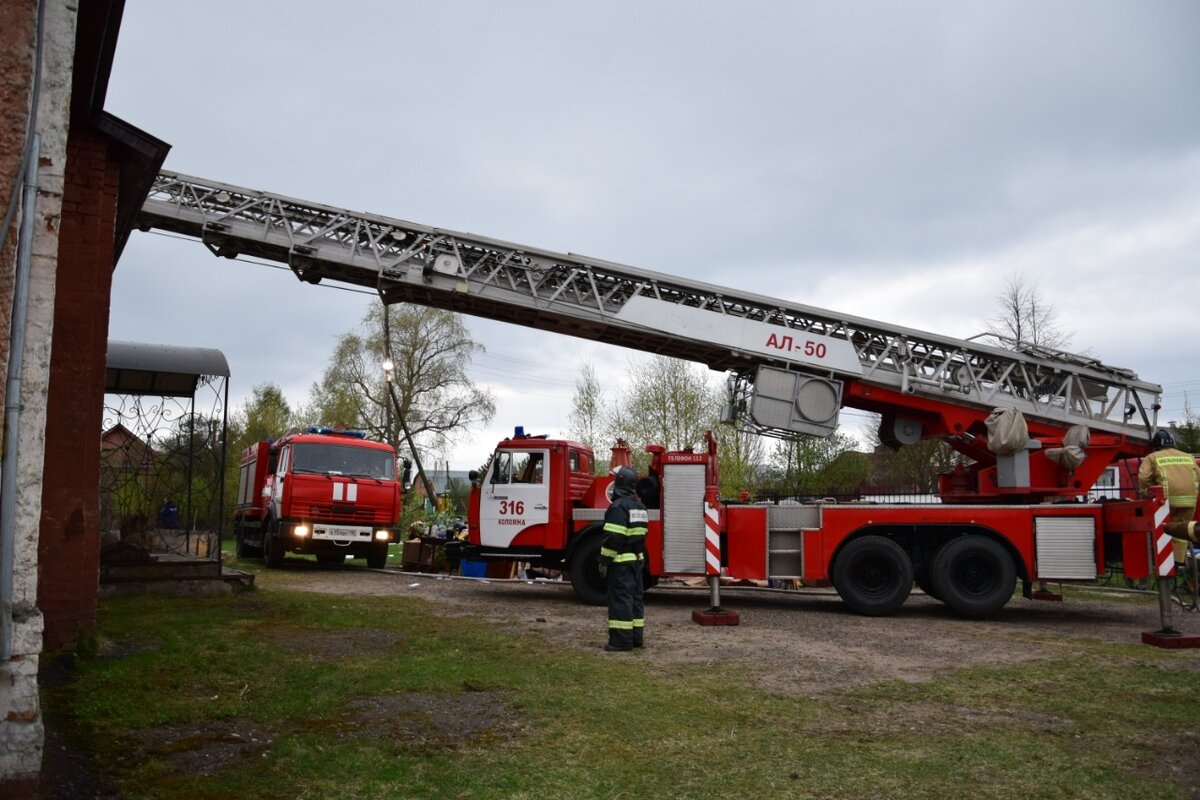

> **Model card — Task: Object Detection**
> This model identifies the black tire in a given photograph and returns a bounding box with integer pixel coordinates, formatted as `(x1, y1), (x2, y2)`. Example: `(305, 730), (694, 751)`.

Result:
(235, 521), (263, 559)
(831, 535), (913, 616)
(930, 535), (1016, 618)
(264, 519), (284, 568)
(366, 542), (388, 569)
(568, 529), (608, 606)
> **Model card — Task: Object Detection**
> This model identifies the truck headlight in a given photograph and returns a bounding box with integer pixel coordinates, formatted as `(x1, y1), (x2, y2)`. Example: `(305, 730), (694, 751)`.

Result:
(374, 529), (390, 541)
(294, 524), (310, 538)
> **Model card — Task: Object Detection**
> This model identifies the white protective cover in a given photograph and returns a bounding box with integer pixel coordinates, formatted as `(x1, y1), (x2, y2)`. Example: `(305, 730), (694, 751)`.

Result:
(985, 407), (1029, 455)
(1044, 425), (1091, 470)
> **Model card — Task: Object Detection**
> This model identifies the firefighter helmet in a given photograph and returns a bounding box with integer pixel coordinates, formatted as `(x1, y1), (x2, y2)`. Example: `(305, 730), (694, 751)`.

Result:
(611, 466), (638, 496)
(1152, 429), (1176, 450)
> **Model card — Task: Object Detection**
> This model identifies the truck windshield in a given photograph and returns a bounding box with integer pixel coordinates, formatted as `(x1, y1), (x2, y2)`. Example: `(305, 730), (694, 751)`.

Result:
(291, 443), (395, 479)
(490, 451), (544, 484)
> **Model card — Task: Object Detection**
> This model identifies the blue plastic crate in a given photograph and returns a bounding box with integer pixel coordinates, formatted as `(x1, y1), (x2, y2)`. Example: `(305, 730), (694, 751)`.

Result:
(460, 559), (487, 578)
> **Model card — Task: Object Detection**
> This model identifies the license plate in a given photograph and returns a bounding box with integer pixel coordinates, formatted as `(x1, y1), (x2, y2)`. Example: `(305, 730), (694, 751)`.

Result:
(330, 528), (354, 537)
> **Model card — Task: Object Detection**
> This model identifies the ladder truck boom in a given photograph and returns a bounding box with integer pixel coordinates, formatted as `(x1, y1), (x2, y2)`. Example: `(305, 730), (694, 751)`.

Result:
(138, 171), (1162, 497)
(137, 171), (1178, 620)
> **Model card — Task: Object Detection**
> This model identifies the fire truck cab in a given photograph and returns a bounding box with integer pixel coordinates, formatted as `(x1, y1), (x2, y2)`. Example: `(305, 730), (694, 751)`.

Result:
(234, 426), (402, 568)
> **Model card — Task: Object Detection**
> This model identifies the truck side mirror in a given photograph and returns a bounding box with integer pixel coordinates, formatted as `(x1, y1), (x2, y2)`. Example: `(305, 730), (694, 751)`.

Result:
(402, 458), (413, 486)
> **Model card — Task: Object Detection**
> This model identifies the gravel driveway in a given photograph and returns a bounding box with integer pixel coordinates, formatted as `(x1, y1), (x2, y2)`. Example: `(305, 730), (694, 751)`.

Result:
(259, 561), (1200, 697)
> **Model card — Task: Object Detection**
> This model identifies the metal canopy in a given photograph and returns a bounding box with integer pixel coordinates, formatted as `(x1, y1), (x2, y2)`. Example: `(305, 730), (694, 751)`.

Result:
(105, 340), (230, 397)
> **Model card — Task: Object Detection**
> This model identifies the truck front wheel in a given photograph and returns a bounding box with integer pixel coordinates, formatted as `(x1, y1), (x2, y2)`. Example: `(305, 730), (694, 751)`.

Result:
(365, 541), (389, 569)
(568, 530), (608, 606)
(264, 520), (285, 568)
(831, 535), (913, 616)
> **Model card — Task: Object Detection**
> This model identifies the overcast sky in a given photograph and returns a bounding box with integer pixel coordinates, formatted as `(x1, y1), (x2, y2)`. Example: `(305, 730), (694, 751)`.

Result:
(105, 1), (1200, 469)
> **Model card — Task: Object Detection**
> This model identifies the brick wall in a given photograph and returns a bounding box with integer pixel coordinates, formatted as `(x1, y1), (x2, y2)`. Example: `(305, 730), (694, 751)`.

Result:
(37, 127), (119, 652)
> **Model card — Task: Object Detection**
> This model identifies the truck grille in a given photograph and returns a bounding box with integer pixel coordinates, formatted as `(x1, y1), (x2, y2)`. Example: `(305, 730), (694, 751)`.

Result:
(304, 504), (383, 523)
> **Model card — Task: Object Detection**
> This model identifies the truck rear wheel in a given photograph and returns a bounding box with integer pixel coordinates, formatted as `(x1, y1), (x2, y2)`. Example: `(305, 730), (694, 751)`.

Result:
(930, 535), (1015, 618)
(235, 521), (263, 559)
(831, 535), (913, 616)
(568, 530), (608, 606)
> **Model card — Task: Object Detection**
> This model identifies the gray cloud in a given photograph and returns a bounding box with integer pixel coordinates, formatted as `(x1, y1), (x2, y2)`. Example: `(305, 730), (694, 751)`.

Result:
(106, 1), (1200, 466)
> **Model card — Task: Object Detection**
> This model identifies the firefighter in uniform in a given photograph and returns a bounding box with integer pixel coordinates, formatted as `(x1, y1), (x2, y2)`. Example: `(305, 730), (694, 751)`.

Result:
(1138, 430), (1200, 573)
(601, 466), (648, 651)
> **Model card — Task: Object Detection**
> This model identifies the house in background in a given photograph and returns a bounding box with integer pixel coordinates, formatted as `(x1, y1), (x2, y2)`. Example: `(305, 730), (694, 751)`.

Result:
(408, 468), (474, 515)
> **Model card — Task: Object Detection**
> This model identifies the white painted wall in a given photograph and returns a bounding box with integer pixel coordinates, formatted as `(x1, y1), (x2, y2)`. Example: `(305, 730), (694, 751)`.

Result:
(0, 0), (76, 786)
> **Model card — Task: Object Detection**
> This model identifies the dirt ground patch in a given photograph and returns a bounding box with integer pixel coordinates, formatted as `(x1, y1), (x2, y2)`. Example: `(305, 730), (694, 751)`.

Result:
(259, 625), (407, 660)
(132, 719), (276, 777)
(122, 688), (519, 776)
(329, 691), (523, 751)
(260, 560), (1200, 698)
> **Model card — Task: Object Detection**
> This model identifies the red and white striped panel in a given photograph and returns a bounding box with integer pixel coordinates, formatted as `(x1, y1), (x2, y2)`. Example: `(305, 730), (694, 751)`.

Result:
(704, 502), (721, 575)
(1154, 499), (1175, 577)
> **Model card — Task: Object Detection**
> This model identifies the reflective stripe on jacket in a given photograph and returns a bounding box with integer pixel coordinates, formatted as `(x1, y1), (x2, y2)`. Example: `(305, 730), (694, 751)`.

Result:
(601, 495), (648, 563)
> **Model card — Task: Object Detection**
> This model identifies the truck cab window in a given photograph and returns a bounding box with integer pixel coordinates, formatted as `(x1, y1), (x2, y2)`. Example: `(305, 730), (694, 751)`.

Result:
(490, 452), (513, 484)
(513, 452), (544, 484)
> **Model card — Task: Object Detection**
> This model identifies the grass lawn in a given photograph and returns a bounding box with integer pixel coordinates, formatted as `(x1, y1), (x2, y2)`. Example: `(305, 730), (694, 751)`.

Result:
(43, 571), (1199, 799)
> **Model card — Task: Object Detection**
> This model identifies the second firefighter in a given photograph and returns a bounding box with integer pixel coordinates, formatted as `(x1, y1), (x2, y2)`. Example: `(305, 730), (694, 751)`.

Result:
(602, 466), (648, 651)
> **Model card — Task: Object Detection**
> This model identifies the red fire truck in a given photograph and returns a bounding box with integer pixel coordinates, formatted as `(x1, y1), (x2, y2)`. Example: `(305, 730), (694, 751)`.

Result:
(466, 427), (1168, 618)
(141, 172), (1172, 617)
(233, 427), (402, 568)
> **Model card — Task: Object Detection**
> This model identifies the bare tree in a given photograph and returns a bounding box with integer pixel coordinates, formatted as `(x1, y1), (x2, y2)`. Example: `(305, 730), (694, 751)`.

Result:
(1169, 396), (1200, 454)
(985, 273), (1070, 350)
(615, 355), (722, 461)
(567, 360), (607, 471)
(307, 304), (496, 485)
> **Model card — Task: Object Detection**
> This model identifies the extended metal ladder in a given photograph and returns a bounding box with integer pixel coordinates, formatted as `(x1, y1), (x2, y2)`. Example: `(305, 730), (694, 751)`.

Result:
(138, 171), (1162, 442)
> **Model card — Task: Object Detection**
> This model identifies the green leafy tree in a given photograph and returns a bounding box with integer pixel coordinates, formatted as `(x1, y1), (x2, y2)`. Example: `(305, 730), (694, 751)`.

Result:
(223, 384), (295, 520)
(443, 477), (472, 515)
(131, 412), (228, 533)
(766, 432), (868, 498)
(865, 414), (965, 495)
(236, 384), (295, 443)
(613, 355), (722, 469)
(715, 420), (765, 499)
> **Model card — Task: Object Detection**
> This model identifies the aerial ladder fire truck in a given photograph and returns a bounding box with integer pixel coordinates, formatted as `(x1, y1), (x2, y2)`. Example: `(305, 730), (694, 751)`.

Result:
(138, 171), (1173, 619)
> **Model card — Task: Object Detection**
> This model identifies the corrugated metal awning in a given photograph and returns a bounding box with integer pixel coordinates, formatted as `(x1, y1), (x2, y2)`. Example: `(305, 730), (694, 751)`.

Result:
(105, 340), (229, 397)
